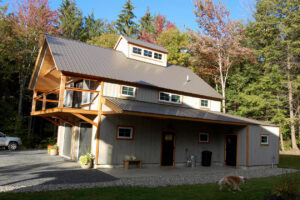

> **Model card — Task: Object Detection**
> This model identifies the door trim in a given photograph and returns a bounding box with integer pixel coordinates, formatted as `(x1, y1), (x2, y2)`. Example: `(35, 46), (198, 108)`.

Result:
(224, 133), (239, 168)
(160, 129), (176, 168)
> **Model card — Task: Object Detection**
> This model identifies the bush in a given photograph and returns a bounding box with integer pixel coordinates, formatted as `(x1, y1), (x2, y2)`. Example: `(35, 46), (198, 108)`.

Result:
(272, 173), (299, 200)
(79, 153), (94, 165)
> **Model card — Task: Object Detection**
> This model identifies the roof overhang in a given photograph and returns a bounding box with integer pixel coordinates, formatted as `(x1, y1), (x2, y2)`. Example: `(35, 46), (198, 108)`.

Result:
(101, 97), (276, 127)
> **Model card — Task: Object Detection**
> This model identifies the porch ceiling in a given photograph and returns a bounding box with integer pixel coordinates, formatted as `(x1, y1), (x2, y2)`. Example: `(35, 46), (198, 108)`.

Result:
(102, 97), (275, 127)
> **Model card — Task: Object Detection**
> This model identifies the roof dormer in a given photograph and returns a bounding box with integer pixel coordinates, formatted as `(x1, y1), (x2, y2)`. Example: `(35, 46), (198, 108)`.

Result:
(114, 35), (168, 67)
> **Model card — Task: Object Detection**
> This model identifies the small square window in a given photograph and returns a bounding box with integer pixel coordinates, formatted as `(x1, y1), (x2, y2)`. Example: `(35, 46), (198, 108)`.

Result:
(201, 99), (209, 107)
(133, 47), (142, 55)
(260, 135), (269, 145)
(144, 50), (152, 57)
(121, 85), (136, 97)
(154, 52), (162, 60)
(117, 126), (134, 140)
(199, 133), (209, 144)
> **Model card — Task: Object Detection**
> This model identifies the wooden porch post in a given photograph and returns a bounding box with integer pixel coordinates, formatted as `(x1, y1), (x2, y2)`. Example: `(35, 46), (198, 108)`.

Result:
(42, 93), (46, 111)
(95, 81), (104, 165)
(58, 74), (67, 108)
(32, 90), (37, 112)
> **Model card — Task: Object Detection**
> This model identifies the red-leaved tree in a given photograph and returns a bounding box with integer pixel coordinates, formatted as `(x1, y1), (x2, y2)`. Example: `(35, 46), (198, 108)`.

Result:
(190, 0), (254, 113)
(9, 0), (59, 134)
(140, 14), (175, 43)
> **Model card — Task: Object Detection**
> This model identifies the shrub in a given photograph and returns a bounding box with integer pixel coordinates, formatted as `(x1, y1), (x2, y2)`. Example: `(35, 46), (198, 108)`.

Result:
(79, 153), (94, 165)
(272, 173), (299, 200)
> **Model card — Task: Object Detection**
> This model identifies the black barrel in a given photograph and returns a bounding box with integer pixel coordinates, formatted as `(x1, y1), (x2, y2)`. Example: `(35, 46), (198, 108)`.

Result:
(201, 151), (212, 166)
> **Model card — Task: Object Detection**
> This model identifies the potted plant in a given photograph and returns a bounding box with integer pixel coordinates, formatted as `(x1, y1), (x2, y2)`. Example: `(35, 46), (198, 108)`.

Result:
(47, 145), (53, 154)
(49, 145), (58, 156)
(79, 153), (94, 169)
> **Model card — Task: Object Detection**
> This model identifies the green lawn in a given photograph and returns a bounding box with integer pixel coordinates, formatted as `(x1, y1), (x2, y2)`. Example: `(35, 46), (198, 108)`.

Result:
(0, 154), (299, 200)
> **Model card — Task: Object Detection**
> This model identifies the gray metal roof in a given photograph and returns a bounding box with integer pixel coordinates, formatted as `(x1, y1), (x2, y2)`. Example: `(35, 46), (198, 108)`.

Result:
(46, 34), (223, 99)
(104, 97), (275, 126)
(121, 35), (168, 53)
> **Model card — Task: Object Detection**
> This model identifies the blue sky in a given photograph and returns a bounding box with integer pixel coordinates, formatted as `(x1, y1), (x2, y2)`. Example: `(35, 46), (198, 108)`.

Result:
(4, 0), (255, 30)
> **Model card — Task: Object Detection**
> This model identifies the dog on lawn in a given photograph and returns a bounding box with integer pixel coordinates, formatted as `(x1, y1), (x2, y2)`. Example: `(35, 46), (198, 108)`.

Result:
(218, 176), (247, 192)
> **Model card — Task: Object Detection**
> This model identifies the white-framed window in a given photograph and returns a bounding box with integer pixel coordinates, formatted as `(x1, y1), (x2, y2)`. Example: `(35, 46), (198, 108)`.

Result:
(133, 47), (142, 55)
(260, 134), (269, 145)
(198, 132), (210, 144)
(116, 126), (134, 140)
(200, 99), (209, 108)
(159, 92), (182, 104)
(154, 52), (162, 60)
(144, 50), (152, 57)
(121, 85), (136, 97)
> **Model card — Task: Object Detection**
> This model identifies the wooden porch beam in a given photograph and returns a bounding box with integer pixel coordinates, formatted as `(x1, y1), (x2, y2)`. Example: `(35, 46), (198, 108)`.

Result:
(54, 115), (76, 126)
(95, 81), (104, 165)
(65, 87), (99, 93)
(34, 87), (59, 100)
(32, 90), (37, 112)
(36, 98), (59, 103)
(102, 111), (117, 115)
(43, 66), (56, 77)
(41, 116), (60, 126)
(72, 113), (97, 126)
(58, 74), (67, 108)
(42, 93), (46, 111)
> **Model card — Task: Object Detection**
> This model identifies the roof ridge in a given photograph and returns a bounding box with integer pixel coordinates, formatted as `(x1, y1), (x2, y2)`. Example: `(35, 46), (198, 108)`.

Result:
(45, 34), (119, 52)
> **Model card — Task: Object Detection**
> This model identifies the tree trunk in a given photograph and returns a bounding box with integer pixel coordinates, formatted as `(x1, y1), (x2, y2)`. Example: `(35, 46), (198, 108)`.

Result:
(218, 51), (226, 113)
(280, 133), (285, 151)
(287, 44), (298, 150)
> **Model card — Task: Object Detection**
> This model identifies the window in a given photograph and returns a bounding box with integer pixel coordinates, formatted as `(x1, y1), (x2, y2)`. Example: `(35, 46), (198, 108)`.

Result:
(82, 80), (97, 104)
(199, 132), (210, 144)
(159, 92), (182, 104)
(201, 99), (209, 107)
(144, 50), (152, 57)
(260, 135), (269, 145)
(154, 52), (162, 60)
(121, 85), (136, 97)
(133, 47), (142, 55)
(116, 126), (134, 140)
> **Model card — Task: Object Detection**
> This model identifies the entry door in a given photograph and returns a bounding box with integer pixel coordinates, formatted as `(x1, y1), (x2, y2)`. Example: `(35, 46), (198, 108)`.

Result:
(225, 135), (237, 166)
(62, 124), (72, 158)
(78, 123), (92, 158)
(161, 132), (175, 166)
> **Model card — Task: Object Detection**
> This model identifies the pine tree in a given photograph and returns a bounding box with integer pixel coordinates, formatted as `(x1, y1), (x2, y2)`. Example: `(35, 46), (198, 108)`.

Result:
(139, 7), (154, 34)
(82, 11), (104, 41)
(115, 0), (138, 37)
(58, 0), (84, 40)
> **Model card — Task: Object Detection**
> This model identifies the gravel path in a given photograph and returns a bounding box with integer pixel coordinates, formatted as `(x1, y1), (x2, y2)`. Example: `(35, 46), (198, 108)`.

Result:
(0, 150), (297, 193)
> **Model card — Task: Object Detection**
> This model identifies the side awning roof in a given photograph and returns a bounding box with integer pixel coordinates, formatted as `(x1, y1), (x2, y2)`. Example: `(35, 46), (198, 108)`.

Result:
(103, 97), (276, 127)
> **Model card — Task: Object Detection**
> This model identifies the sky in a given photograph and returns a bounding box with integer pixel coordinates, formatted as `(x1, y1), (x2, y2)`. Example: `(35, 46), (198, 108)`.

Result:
(3, 0), (255, 31)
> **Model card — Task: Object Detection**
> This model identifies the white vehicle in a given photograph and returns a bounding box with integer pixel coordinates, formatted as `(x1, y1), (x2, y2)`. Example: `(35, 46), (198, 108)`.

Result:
(0, 132), (22, 151)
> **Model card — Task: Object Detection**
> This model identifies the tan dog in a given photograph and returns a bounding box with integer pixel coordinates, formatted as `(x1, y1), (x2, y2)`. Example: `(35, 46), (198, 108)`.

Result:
(218, 176), (247, 191)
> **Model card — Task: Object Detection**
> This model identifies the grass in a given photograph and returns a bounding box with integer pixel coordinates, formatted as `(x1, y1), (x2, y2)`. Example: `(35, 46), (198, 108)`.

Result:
(0, 154), (299, 200)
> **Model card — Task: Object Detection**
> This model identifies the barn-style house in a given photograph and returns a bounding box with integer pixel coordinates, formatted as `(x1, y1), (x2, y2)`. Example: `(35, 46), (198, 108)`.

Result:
(29, 34), (279, 168)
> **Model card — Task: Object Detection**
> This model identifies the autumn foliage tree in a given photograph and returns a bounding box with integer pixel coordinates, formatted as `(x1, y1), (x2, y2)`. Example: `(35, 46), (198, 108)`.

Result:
(190, 0), (253, 113)
(9, 0), (59, 134)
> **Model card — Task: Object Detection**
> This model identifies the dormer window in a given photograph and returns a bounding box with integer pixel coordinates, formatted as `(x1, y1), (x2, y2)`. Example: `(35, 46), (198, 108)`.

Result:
(121, 85), (136, 97)
(132, 47), (142, 55)
(154, 52), (162, 60)
(200, 99), (209, 108)
(144, 50), (152, 57)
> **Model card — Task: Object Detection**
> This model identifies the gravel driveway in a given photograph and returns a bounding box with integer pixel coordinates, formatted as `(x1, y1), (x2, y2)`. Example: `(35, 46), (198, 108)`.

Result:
(0, 150), (117, 193)
(0, 150), (297, 193)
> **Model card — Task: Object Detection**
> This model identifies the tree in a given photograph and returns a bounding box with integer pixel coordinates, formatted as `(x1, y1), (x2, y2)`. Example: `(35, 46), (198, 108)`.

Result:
(87, 33), (119, 48)
(82, 11), (104, 41)
(115, 0), (138, 37)
(58, 0), (83, 40)
(139, 7), (154, 34)
(157, 28), (190, 67)
(190, 0), (254, 113)
(140, 14), (176, 43)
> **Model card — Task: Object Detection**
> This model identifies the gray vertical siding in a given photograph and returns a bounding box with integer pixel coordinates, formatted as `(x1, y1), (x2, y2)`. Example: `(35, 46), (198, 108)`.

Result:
(237, 127), (247, 166)
(248, 125), (279, 166)
(97, 114), (245, 166)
